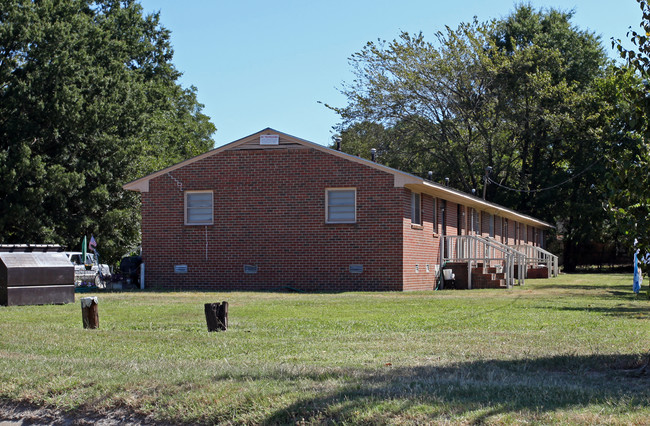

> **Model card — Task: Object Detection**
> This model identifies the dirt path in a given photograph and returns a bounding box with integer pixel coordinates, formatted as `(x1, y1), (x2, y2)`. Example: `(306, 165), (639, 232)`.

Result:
(0, 401), (158, 425)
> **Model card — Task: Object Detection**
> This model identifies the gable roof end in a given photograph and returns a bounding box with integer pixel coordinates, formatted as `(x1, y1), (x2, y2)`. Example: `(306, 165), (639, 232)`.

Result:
(123, 128), (554, 230)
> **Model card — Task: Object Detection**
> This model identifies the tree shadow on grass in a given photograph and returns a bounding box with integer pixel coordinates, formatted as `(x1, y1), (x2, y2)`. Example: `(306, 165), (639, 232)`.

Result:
(531, 282), (631, 292)
(545, 304), (649, 319)
(531, 282), (642, 299)
(257, 353), (649, 424)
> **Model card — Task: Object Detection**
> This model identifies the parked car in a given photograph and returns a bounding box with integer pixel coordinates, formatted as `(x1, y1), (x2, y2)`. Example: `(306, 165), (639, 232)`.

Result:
(65, 252), (111, 288)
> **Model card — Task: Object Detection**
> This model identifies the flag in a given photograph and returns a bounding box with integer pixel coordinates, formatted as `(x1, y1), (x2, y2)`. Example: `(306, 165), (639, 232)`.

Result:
(89, 235), (97, 252)
(633, 248), (643, 294)
(81, 236), (87, 265)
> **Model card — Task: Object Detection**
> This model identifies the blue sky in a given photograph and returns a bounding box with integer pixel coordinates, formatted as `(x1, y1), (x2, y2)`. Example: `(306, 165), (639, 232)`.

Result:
(138, 0), (643, 148)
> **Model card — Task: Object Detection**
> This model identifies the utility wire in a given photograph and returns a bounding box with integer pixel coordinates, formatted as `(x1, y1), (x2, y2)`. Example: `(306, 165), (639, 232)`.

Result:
(486, 159), (601, 194)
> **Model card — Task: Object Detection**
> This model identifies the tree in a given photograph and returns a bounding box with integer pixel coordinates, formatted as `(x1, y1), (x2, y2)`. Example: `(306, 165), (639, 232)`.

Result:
(329, 22), (509, 193)
(330, 5), (621, 270)
(0, 0), (215, 262)
(609, 0), (650, 270)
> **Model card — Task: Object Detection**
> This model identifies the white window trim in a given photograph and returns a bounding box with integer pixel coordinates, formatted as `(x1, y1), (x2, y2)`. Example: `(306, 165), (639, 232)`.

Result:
(325, 188), (357, 224)
(184, 190), (214, 225)
(411, 192), (422, 225)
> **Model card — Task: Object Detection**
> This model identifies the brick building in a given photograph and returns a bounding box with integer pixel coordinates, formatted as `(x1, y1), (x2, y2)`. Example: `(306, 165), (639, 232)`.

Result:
(124, 128), (556, 291)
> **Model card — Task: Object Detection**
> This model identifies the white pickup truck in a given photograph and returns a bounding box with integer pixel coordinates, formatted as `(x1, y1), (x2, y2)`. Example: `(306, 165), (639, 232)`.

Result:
(65, 252), (111, 288)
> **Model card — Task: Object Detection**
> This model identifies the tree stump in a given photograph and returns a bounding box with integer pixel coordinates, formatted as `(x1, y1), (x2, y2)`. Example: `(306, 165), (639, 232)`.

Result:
(204, 301), (228, 332)
(81, 297), (99, 329)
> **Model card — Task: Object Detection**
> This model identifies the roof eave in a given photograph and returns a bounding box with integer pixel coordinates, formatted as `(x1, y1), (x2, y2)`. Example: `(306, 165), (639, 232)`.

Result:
(404, 181), (554, 229)
(122, 128), (554, 229)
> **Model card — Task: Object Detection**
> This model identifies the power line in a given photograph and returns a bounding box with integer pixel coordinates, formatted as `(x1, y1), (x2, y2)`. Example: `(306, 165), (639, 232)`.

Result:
(486, 159), (600, 194)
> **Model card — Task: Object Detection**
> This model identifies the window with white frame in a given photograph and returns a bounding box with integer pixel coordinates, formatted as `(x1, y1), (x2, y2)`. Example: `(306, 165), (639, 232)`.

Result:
(411, 192), (422, 225)
(185, 191), (213, 225)
(326, 188), (356, 223)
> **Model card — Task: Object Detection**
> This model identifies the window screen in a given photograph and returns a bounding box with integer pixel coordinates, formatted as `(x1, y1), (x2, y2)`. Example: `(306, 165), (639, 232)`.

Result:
(185, 191), (213, 225)
(327, 189), (356, 223)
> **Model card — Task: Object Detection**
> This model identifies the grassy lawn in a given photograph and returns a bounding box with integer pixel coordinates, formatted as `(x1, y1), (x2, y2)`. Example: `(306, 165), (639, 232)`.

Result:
(1, 274), (649, 424)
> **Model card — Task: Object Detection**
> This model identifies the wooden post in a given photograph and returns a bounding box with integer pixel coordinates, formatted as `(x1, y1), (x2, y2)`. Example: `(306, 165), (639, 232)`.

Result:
(81, 297), (99, 329)
(218, 301), (228, 330)
(204, 301), (228, 332)
(204, 303), (217, 331)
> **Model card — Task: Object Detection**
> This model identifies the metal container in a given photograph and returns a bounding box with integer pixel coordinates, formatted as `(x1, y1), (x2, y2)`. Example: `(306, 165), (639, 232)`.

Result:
(0, 251), (74, 306)
(0, 244), (65, 253)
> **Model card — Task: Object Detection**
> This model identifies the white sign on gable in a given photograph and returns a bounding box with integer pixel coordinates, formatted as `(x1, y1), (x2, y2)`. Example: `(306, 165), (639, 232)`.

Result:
(260, 135), (279, 145)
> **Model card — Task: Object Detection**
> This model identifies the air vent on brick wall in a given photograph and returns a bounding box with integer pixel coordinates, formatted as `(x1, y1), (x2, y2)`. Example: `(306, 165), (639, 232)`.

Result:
(260, 135), (279, 145)
(244, 265), (258, 274)
(349, 264), (363, 274)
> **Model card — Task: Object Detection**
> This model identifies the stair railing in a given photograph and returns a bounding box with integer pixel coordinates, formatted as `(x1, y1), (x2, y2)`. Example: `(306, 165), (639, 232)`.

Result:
(512, 244), (559, 277)
(441, 235), (521, 289)
(484, 238), (527, 286)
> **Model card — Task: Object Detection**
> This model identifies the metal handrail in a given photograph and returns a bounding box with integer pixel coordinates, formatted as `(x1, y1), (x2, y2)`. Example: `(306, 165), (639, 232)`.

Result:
(513, 244), (559, 277)
(441, 235), (522, 289)
(484, 237), (527, 286)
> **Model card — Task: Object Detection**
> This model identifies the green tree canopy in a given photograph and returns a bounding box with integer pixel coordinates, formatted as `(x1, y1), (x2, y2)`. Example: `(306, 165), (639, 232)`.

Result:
(609, 0), (650, 268)
(330, 5), (626, 270)
(0, 0), (215, 262)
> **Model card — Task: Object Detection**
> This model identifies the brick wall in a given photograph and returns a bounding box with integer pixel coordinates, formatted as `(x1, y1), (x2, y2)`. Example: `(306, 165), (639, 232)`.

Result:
(138, 143), (550, 292)
(141, 147), (406, 291)
(402, 191), (439, 291)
